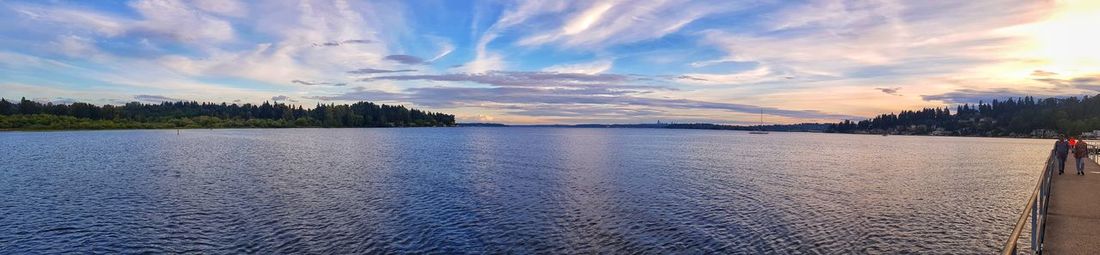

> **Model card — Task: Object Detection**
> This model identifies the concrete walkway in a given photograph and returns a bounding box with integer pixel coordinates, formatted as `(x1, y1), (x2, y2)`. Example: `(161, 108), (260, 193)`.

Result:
(1043, 156), (1100, 254)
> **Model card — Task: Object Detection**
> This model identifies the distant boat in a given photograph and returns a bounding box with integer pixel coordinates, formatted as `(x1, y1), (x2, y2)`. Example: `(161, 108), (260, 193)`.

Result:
(749, 108), (769, 134)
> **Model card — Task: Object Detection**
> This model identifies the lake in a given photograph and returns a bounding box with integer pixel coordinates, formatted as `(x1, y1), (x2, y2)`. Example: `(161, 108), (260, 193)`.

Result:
(0, 128), (1049, 253)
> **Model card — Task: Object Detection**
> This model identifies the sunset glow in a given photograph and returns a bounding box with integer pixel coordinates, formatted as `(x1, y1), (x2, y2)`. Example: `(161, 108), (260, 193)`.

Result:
(0, 0), (1097, 124)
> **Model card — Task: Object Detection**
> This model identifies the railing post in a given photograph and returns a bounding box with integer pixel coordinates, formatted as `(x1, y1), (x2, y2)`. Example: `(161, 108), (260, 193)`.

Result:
(1031, 196), (1038, 252)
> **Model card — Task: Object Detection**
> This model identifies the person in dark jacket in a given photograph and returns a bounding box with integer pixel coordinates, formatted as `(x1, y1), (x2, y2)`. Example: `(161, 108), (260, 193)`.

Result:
(1055, 136), (1070, 175)
(1074, 139), (1089, 175)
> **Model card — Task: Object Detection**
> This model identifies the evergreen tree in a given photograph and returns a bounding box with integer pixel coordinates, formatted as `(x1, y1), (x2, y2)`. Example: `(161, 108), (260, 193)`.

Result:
(0, 98), (13, 115)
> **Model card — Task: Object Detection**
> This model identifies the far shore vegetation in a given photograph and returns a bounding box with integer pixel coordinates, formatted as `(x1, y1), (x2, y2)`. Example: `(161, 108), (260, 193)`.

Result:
(827, 94), (1100, 137)
(463, 94), (1100, 139)
(0, 97), (455, 130)
(7, 93), (1100, 138)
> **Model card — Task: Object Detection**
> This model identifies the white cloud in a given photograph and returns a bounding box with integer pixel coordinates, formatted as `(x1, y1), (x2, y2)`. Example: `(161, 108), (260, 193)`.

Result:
(11, 0), (236, 45)
(192, 0), (247, 17)
(164, 43), (309, 84)
(677, 67), (775, 85)
(128, 0), (236, 43)
(11, 5), (128, 37)
(52, 35), (98, 58)
(3, 0), (400, 106)
(0, 51), (83, 70)
(454, 49), (505, 74)
(147, 0), (396, 87)
(696, 0), (1053, 82)
(8, 0), (394, 83)
(459, 114), (496, 122)
(562, 2), (614, 35)
(543, 59), (614, 74)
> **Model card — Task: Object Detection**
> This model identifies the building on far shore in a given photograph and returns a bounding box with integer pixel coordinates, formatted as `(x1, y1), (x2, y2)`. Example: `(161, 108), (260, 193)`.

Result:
(1031, 129), (1059, 139)
(1081, 130), (1100, 139)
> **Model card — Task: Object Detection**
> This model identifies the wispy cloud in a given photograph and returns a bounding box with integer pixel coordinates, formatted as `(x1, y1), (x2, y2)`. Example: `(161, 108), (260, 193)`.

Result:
(291, 80), (347, 86)
(271, 95), (298, 102)
(676, 75), (708, 81)
(426, 36), (455, 62)
(543, 59), (613, 74)
(364, 71), (638, 88)
(312, 39), (374, 47)
(515, 0), (747, 48)
(675, 67), (777, 85)
(460, 1), (568, 73)
(347, 68), (417, 74)
(875, 87), (902, 96)
(134, 94), (183, 103)
(384, 54), (426, 65)
(33, 97), (80, 105)
(192, 0), (247, 17)
(127, 0), (236, 44)
(694, 0), (1051, 84)
(1031, 70), (1059, 77)
(919, 82), (1097, 105)
(1033, 74), (1100, 91)
(921, 89), (1035, 105)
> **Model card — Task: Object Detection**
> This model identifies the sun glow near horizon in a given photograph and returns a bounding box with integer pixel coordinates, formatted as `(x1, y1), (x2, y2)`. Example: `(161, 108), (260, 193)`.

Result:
(1013, 0), (1100, 78)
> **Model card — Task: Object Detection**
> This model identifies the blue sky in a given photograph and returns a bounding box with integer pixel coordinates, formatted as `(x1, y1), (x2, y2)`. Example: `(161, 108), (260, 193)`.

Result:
(0, 0), (1098, 124)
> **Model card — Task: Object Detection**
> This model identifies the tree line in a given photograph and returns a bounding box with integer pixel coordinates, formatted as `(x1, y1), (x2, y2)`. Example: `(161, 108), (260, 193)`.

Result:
(0, 97), (455, 130)
(827, 94), (1100, 136)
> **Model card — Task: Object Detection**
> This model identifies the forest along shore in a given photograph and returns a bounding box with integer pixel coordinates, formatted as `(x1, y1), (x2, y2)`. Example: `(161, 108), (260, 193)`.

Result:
(0, 97), (455, 130)
(827, 95), (1100, 138)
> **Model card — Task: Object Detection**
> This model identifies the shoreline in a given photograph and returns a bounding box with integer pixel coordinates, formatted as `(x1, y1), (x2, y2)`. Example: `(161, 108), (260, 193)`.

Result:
(826, 131), (1058, 140)
(0, 126), (455, 132)
(0, 125), (1068, 140)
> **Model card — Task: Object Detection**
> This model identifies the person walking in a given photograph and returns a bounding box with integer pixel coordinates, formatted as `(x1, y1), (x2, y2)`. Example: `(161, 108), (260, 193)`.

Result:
(1055, 136), (1070, 175)
(1074, 139), (1089, 175)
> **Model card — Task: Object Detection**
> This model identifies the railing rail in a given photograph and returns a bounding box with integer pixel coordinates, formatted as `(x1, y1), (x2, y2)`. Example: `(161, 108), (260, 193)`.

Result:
(1002, 149), (1057, 255)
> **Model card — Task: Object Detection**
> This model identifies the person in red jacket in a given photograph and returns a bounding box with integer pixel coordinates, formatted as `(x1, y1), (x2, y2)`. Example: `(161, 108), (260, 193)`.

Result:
(1074, 139), (1089, 175)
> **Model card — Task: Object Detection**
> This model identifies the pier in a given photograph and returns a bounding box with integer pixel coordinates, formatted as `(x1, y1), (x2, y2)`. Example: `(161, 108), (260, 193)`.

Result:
(1003, 146), (1100, 254)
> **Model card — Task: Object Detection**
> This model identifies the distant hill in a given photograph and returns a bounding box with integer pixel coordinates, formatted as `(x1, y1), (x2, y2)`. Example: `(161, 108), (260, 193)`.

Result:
(456, 122), (831, 132)
(666, 123), (830, 132)
(457, 123), (508, 127)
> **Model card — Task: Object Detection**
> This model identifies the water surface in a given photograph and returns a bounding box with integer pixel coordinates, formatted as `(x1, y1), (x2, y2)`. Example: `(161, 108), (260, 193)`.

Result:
(0, 128), (1048, 253)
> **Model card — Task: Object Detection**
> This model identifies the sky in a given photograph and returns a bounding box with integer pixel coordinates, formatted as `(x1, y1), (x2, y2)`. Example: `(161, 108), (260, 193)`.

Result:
(0, 0), (1098, 124)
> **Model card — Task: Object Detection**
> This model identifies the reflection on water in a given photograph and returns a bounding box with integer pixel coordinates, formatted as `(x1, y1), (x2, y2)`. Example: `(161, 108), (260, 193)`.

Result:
(0, 128), (1048, 253)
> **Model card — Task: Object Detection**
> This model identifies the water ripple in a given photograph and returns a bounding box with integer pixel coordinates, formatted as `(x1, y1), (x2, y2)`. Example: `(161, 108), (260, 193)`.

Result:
(0, 128), (1047, 253)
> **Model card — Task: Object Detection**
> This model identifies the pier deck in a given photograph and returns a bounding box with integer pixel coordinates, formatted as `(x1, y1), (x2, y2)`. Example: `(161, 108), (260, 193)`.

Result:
(1043, 157), (1100, 254)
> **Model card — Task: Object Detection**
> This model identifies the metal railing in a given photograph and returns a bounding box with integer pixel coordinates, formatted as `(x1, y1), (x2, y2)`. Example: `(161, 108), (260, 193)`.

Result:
(1090, 144), (1099, 163)
(1002, 149), (1057, 255)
